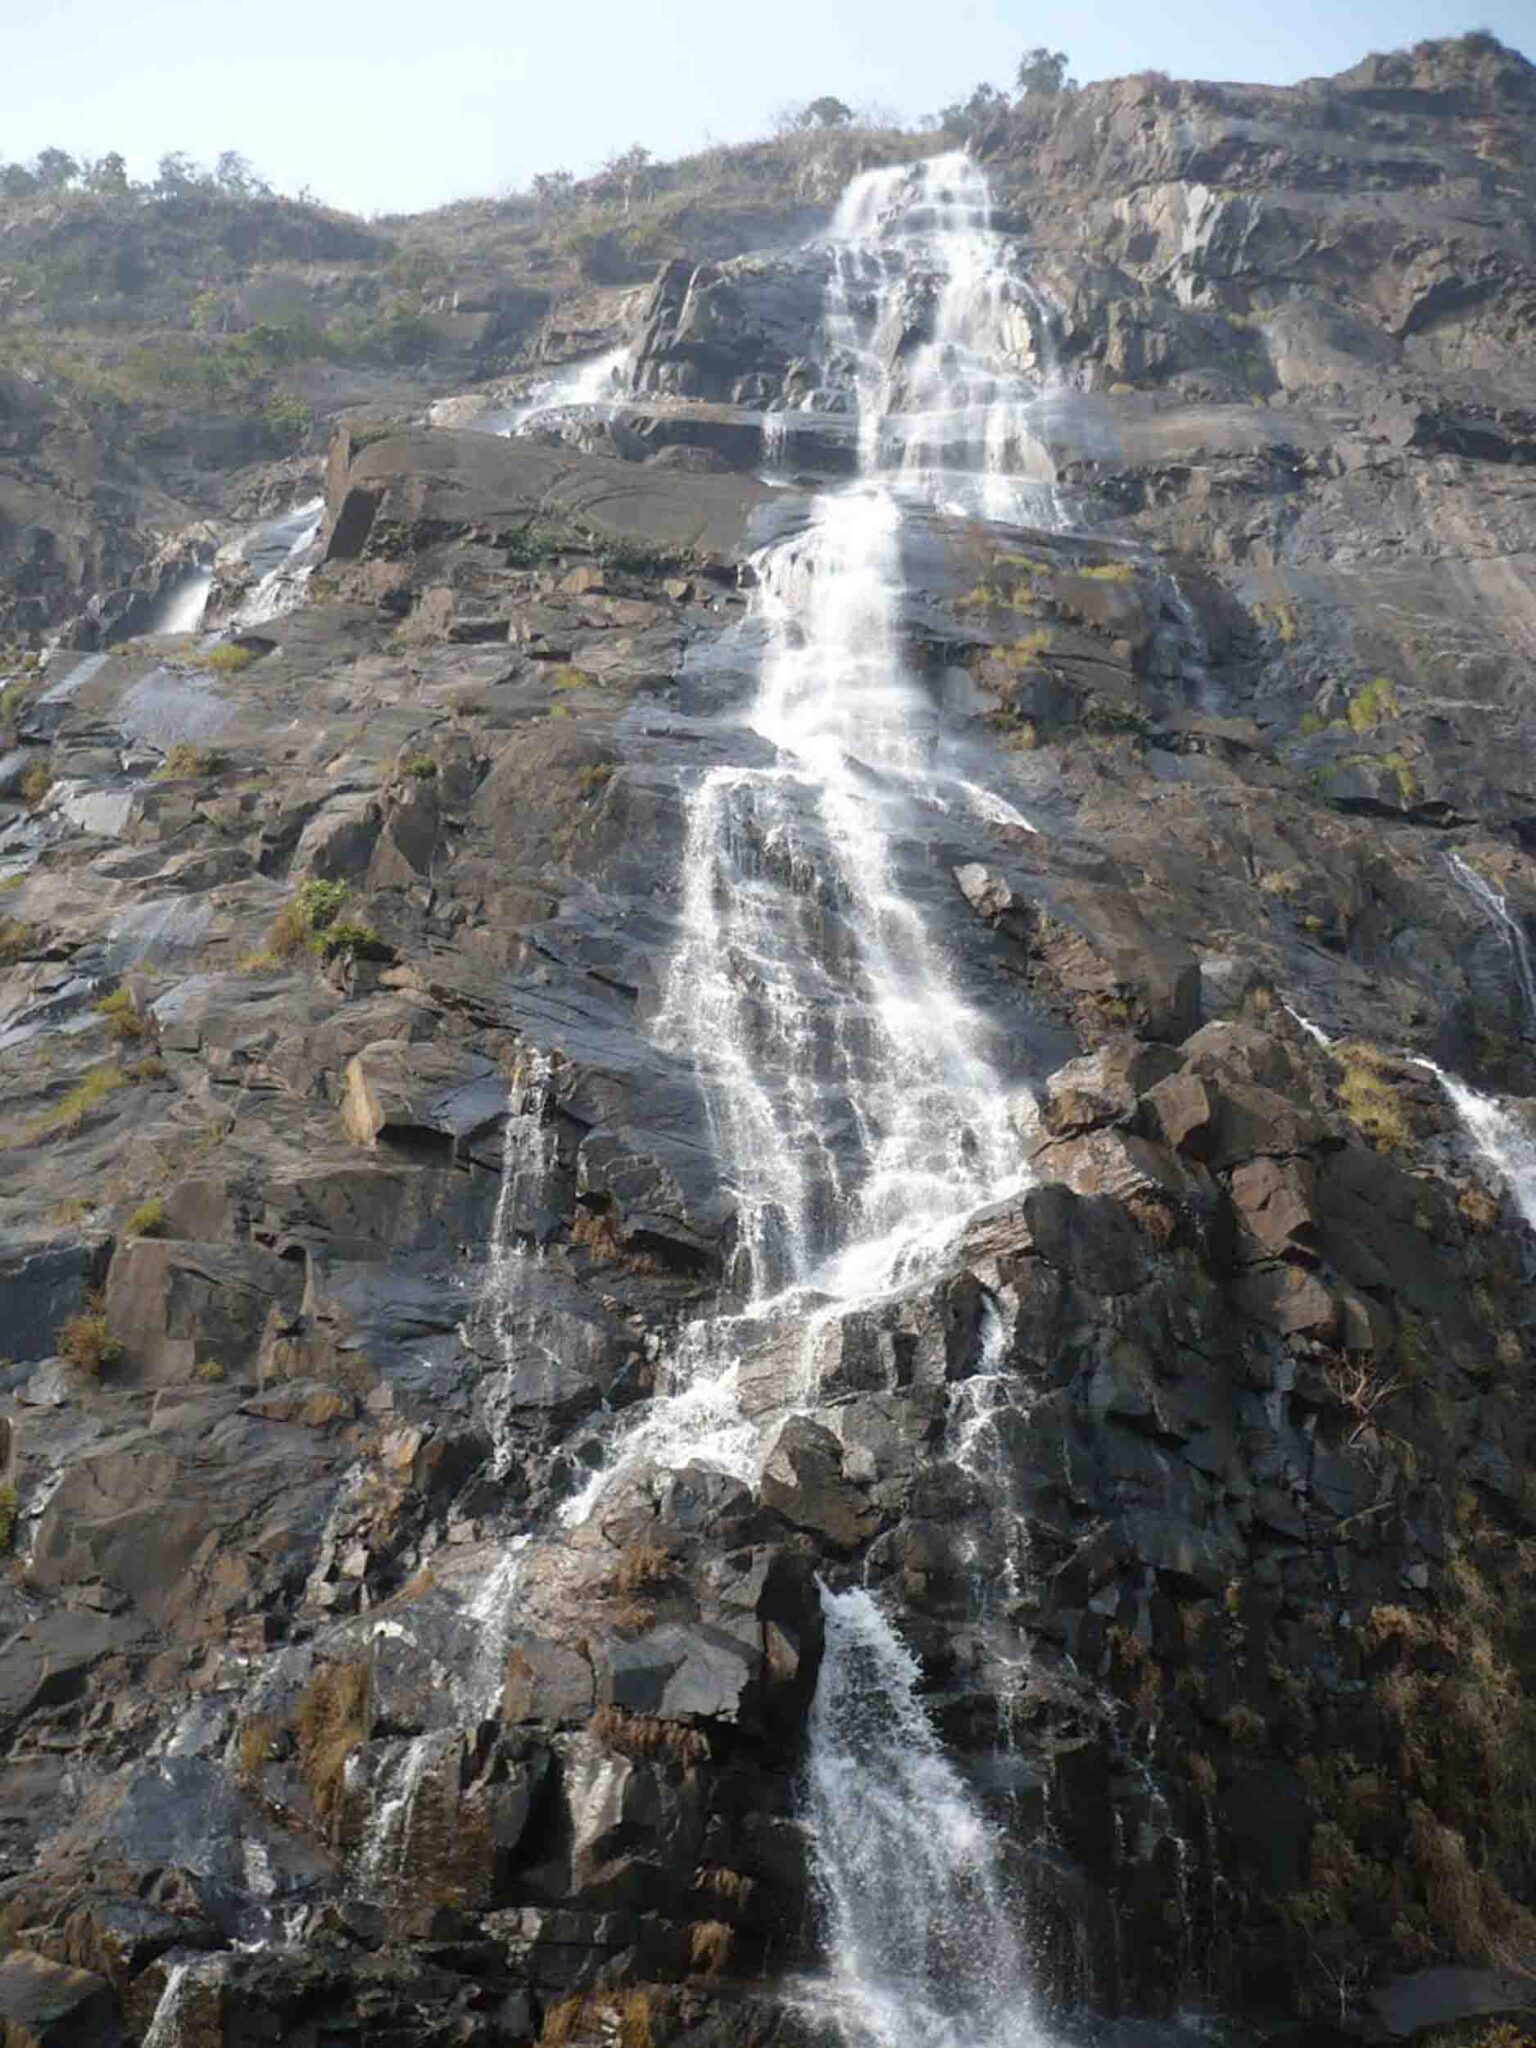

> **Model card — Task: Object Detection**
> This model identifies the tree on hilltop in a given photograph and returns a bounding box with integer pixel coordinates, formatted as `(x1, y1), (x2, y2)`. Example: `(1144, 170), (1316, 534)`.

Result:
(33, 147), (79, 190)
(937, 82), (1010, 142)
(85, 152), (131, 195)
(216, 151), (271, 198)
(1016, 46), (1075, 94)
(798, 96), (854, 129)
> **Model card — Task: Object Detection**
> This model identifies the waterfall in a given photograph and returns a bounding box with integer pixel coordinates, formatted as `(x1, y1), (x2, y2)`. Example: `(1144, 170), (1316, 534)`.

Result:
(142, 1957), (219, 2048)
(1284, 1000), (1536, 1235)
(150, 564), (214, 638)
(500, 347), (632, 435)
(1413, 1058), (1536, 1232)
(223, 498), (326, 632)
(654, 152), (1048, 1315)
(804, 1587), (1047, 2048)
(474, 1048), (558, 1473)
(1448, 852), (1536, 1032)
(354, 1733), (437, 1897)
(552, 151), (1065, 2043)
(565, 155), (1052, 1524)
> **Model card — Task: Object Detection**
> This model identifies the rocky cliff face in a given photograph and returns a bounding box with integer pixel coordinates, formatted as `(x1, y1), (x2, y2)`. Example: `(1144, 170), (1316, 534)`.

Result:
(1, 34), (1536, 2048)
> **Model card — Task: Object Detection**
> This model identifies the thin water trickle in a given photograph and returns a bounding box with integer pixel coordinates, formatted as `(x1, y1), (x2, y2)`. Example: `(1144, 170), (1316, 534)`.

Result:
(142, 1956), (221, 2048)
(225, 498), (325, 630)
(944, 1294), (1035, 1633)
(354, 1734), (437, 1898)
(1448, 852), (1536, 1032)
(471, 1050), (558, 1474)
(1286, 994), (1536, 1236)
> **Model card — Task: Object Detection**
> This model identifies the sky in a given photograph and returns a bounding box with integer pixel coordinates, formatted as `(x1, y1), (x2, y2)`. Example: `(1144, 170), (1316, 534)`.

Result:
(1, 0), (1531, 217)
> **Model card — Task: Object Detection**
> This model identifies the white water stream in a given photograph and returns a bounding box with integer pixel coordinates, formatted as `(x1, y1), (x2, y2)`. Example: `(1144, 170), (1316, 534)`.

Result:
(1287, 1005), (1536, 1236)
(149, 565), (215, 638)
(804, 1586), (1048, 2048)
(1448, 851), (1536, 1030)
(556, 152), (1059, 2048)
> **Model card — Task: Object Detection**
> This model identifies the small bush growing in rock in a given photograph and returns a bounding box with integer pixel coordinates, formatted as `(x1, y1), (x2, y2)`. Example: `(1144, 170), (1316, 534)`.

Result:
(540, 1991), (652, 2048)
(152, 742), (222, 780)
(267, 878), (353, 958)
(601, 537), (680, 578)
(193, 1358), (226, 1383)
(58, 1305), (122, 1374)
(504, 523), (568, 567)
(1459, 1185), (1501, 1232)
(688, 1920), (731, 1976)
(615, 1540), (673, 1594)
(237, 1716), (282, 1776)
(125, 1194), (164, 1236)
(1334, 1043), (1412, 1151)
(203, 642), (260, 676)
(1078, 559), (1137, 583)
(320, 919), (385, 962)
(570, 1206), (665, 1274)
(0, 1483), (16, 1552)
(0, 918), (41, 967)
(1346, 676), (1402, 732)
(18, 761), (52, 806)
(95, 987), (148, 1041)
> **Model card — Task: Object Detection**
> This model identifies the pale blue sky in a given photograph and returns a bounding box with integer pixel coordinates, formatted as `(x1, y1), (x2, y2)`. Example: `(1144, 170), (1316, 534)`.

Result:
(1, 0), (1531, 215)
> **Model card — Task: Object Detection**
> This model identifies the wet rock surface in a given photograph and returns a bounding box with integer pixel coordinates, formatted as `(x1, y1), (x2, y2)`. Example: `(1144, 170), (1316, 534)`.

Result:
(1, 31), (1536, 2048)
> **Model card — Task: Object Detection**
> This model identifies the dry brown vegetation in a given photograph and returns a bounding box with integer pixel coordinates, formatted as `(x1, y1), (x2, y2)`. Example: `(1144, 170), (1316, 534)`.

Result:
(296, 1661), (369, 1827)
(588, 1704), (708, 1765)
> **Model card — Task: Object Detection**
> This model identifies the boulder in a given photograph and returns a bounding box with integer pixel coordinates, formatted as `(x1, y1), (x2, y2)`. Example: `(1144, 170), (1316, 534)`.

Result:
(0, 1237), (112, 1364)
(760, 1417), (876, 1551)
(1369, 1967), (1536, 2040)
(0, 1951), (120, 2047)
(1228, 1155), (1321, 1256)
(323, 431), (779, 569)
(104, 1240), (305, 1383)
(341, 1041), (504, 1152)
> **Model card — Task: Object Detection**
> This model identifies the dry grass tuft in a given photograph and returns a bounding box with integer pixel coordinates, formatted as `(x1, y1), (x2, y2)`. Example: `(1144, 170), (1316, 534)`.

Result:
(588, 1703), (708, 1764)
(58, 1301), (122, 1374)
(689, 1920), (732, 1976)
(296, 1661), (369, 1827)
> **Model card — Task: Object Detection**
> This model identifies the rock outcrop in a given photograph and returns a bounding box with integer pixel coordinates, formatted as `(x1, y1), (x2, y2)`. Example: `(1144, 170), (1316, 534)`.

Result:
(1, 32), (1536, 2048)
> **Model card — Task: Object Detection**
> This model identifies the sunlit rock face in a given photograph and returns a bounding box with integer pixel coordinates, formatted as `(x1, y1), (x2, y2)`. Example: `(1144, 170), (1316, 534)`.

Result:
(4, 35), (1536, 2048)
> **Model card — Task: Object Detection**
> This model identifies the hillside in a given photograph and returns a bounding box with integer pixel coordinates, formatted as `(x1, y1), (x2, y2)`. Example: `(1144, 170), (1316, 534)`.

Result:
(1, 33), (1536, 2048)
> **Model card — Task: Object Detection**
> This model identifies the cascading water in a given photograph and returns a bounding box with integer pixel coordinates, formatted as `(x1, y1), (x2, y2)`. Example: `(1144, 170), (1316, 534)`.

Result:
(1414, 1058), (1536, 1232)
(661, 154), (1051, 1306)
(1287, 1003), (1536, 1237)
(557, 151), (1066, 2047)
(1448, 851), (1536, 1031)
(225, 497), (326, 630)
(149, 563), (215, 638)
(803, 1588), (1047, 2048)
(506, 346), (631, 433)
